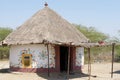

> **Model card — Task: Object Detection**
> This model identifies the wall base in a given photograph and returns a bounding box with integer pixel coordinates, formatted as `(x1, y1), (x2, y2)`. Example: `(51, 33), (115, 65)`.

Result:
(10, 66), (82, 73)
(10, 66), (58, 73)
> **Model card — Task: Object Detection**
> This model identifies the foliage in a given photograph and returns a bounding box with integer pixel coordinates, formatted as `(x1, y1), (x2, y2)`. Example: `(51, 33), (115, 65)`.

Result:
(106, 31), (120, 62)
(0, 27), (12, 60)
(75, 24), (109, 42)
(75, 24), (115, 63)
(84, 47), (112, 63)
(0, 27), (13, 41)
(114, 30), (120, 61)
(0, 47), (9, 59)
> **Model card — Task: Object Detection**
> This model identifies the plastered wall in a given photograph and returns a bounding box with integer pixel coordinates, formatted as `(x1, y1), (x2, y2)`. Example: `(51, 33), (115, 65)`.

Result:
(10, 44), (55, 68)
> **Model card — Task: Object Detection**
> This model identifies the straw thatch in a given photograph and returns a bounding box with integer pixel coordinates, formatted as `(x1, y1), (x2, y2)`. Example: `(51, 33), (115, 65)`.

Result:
(79, 42), (120, 48)
(3, 6), (89, 46)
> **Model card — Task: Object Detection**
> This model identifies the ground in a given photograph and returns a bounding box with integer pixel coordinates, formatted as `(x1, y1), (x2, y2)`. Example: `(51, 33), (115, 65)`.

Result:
(0, 60), (120, 80)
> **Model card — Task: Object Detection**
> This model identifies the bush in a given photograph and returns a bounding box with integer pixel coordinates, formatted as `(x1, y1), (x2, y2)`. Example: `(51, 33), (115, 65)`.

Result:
(114, 46), (120, 62)
(0, 46), (9, 60)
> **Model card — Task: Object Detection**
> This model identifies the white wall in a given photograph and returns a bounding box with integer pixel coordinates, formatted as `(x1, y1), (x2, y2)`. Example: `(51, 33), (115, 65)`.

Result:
(75, 47), (84, 66)
(10, 44), (55, 68)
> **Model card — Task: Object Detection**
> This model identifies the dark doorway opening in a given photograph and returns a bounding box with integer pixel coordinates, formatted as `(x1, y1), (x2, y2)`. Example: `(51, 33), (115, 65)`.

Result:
(60, 46), (69, 72)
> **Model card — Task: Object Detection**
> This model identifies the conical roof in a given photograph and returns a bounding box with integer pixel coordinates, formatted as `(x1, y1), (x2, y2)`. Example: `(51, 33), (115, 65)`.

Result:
(3, 6), (89, 46)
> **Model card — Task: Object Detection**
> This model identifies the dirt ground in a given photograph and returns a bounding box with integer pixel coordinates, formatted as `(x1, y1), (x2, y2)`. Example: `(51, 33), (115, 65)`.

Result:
(0, 60), (120, 80)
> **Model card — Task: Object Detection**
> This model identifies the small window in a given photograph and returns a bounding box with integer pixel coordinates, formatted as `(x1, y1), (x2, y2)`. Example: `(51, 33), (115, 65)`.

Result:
(22, 54), (32, 68)
(24, 56), (30, 59)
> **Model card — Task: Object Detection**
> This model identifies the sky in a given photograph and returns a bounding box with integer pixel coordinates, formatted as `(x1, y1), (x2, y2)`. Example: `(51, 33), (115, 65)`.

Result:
(0, 0), (120, 38)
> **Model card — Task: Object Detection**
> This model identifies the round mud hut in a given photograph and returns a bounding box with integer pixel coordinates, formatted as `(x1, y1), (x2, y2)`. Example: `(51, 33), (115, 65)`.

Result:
(3, 4), (89, 73)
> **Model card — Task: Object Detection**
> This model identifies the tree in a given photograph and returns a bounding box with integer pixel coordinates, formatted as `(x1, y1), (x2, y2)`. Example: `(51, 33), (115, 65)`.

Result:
(114, 30), (120, 62)
(75, 24), (111, 63)
(0, 27), (13, 41)
(75, 24), (109, 42)
(0, 27), (13, 60)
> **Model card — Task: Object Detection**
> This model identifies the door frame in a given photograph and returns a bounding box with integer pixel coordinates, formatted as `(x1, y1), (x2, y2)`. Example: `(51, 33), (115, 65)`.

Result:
(55, 45), (76, 72)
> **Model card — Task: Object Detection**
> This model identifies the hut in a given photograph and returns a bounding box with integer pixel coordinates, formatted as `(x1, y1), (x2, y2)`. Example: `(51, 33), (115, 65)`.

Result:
(3, 4), (89, 73)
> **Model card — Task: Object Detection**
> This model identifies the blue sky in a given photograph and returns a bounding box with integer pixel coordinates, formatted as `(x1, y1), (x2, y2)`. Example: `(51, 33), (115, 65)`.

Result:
(0, 0), (120, 38)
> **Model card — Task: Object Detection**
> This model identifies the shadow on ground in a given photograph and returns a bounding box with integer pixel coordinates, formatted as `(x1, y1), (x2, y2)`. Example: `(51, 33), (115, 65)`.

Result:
(113, 70), (120, 74)
(37, 72), (97, 80)
(0, 68), (10, 73)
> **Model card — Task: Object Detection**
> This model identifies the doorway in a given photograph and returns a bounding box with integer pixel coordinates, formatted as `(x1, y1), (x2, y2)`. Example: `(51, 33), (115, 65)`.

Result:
(60, 46), (69, 72)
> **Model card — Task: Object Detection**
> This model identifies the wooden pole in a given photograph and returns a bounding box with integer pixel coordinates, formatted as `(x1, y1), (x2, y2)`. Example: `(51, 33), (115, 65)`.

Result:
(88, 48), (89, 76)
(67, 43), (71, 79)
(47, 43), (50, 77)
(111, 43), (115, 78)
(88, 48), (91, 80)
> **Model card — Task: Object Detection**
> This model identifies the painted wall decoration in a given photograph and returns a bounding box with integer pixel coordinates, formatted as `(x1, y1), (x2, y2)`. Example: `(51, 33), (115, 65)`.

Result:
(76, 47), (84, 66)
(10, 44), (55, 68)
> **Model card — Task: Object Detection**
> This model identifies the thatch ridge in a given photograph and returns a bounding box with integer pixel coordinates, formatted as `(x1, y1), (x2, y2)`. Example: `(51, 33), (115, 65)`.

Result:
(3, 6), (89, 46)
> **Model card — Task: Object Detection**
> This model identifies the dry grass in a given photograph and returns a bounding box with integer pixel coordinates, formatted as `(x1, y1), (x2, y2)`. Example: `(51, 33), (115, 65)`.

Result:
(4, 7), (88, 46)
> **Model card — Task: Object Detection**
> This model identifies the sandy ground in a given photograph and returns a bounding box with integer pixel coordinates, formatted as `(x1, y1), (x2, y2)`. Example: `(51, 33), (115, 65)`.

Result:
(0, 60), (120, 80)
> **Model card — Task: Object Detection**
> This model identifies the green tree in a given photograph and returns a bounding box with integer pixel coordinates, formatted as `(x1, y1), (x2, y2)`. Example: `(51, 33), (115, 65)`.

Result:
(114, 30), (120, 62)
(75, 24), (109, 42)
(75, 24), (112, 63)
(0, 27), (13, 41)
(0, 27), (12, 60)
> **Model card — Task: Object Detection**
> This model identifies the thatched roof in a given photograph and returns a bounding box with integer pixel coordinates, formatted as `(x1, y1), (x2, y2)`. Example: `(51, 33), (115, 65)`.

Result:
(3, 6), (89, 46)
(80, 42), (120, 48)
(81, 42), (113, 48)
